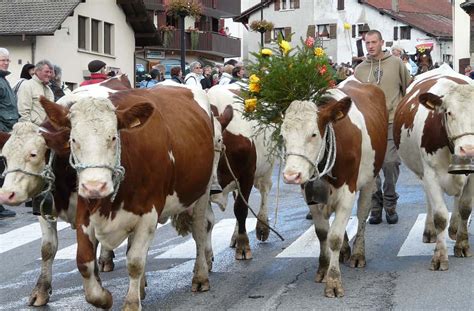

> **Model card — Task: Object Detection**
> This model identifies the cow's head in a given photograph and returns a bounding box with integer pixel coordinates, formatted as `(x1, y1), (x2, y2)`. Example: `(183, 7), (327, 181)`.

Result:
(281, 97), (351, 184)
(0, 122), (49, 205)
(419, 79), (474, 160)
(41, 95), (154, 199)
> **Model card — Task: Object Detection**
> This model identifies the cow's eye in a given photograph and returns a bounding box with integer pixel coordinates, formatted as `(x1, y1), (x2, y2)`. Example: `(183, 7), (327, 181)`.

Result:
(111, 136), (117, 142)
(446, 111), (452, 116)
(71, 138), (76, 143)
(311, 133), (317, 137)
(30, 153), (37, 158)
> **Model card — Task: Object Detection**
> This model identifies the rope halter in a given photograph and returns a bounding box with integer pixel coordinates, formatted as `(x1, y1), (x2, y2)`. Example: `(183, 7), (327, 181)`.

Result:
(285, 123), (337, 182)
(68, 133), (125, 202)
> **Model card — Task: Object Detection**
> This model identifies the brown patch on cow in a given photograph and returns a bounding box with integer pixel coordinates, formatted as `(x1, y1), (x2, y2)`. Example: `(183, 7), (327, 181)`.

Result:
(216, 105), (233, 131)
(433, 213), (447, 232)
(41, 242), (54, 261)
(420, 112), (450, 155)
(328, 234), (342, 252)
(0, 131), (10, 148)
(40, 96), (71, 129)
(228, 89), (241, 98)
(100, 74), (132, 90)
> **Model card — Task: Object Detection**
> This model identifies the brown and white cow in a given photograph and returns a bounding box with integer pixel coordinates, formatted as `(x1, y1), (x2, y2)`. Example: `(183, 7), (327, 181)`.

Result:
(40, 86), (215, 310)
(0, 75), (132, 306)
(207, 85), (276, 260)
(281, 81), (388, 297)
(393, 64), (473, 270)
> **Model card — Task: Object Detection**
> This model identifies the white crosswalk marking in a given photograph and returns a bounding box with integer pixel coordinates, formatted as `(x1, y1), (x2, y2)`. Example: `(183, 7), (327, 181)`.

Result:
(53, 219), (171, 260)
(276, 216), (359, 258)
(397, 213), (473, 257)
(156, 218), (257, 259)
(0, 222), (70, 254)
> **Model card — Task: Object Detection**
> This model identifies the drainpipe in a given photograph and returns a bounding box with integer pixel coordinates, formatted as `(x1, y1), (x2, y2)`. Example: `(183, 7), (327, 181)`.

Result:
(392, 0), (399, 13)
(31, 35), (36, 64)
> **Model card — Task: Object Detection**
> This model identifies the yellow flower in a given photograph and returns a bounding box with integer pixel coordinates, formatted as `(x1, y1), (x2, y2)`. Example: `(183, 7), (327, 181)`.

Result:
(244, 98), (257, 112)
(249, 74), (260, 84)
(314, 47), (325, 57)
(249, 82), (261, 93)
(261, 48), (273, 56)
(279, 40), (291, 55)
(343, 22), (351, 30)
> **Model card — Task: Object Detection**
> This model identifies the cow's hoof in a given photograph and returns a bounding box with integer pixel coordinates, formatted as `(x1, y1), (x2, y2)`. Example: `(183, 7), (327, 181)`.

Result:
(86, 288), (113, 309)
(122, 300), (141, 311)
(349, 253), (366, 268)
(28, 284), (51, 306)
(191, 277), (210, 292)
(315, 267), (327, 283)
(98, 257), (115, 272)
(324, 277), (344, 298)
(454, 242), (472, 258)
(339, 244), (351, 263)
(430, 256), (449, 271)
(448, 225), (458, 241)
(235, 246), (252, 260)
(422, 229), (437, 243)
(256, 219), (270, 242)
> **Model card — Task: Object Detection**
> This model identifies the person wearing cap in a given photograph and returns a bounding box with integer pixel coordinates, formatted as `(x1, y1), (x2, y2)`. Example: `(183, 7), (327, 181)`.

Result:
(80, 59), (108, 86)
(352, 24), (370, 66)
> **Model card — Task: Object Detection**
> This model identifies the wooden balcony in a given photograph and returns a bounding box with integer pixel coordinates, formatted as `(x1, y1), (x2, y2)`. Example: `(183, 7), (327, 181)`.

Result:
(143, 0), (240, 17)
(161, 30), (240, 58)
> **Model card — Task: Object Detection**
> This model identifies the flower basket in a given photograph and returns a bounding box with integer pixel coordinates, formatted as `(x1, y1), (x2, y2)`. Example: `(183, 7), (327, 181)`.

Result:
(160, 25), (175, 48)
(188, 27), (200, 50)
(165, 0), (202, 18)
(249, 20), (274, 33)
(240, 34), (336, 153)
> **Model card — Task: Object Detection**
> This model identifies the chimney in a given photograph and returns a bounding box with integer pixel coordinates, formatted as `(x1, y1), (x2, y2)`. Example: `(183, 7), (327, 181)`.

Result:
(392, 0), (399, 13)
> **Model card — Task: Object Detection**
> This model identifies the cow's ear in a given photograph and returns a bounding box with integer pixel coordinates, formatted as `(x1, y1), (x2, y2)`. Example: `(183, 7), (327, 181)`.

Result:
(419, 92), (442, 110)
(40, 127), (71, 156)
(217, 105), (233, 131)
(40, 96), (71, 129)
(329, 96), (352, 122)
(116, 102), (154, 130)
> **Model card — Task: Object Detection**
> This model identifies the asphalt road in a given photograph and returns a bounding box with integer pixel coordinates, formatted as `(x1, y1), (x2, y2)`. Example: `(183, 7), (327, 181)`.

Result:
(0, 164), (472, 310)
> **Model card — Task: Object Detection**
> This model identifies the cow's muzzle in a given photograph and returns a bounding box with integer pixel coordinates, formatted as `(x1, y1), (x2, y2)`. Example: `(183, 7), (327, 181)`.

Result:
(448, 155), (474, 175)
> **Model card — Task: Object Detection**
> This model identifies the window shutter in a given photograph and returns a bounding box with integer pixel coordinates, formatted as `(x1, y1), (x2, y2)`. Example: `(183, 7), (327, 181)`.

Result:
(337, 0), (344, 10)
(294, 0), (300, 9)
(329, 24), (337, 39)
(274, 0), (280, 10)
(352, 25), (356, 38)
(284, 27), (292, 41)
(264, 30), (271, 43)
(407, 27), (411, 40)
(393, 26), (398, 40)
(307, 25), (316, 38)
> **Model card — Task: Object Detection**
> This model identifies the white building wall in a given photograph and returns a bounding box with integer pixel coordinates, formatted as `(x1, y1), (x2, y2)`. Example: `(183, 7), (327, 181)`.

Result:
(0, 37), (33, 85)
(1, 0), (135, 88)
(452, 0), (471, 71)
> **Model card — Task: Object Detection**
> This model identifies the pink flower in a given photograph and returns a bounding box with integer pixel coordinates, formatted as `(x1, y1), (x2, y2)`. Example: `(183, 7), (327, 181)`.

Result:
(319, 65), (327, 75)
(305, 36), (315, 47)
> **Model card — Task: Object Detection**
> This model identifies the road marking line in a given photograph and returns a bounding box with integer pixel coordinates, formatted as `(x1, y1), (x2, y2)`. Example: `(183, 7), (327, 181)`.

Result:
(397, 213), (472, 257)
(52, 220), (170, 260)
(156, 218), (257, 259)
(276, 216), (358, 258)
(0, 222), (70, 254)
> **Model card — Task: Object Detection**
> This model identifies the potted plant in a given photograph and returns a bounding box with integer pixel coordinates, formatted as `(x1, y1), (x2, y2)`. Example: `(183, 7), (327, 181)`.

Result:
(249, 19), (274, 33)
(159, 25), (176, 47)
(165, 0), (202, 18)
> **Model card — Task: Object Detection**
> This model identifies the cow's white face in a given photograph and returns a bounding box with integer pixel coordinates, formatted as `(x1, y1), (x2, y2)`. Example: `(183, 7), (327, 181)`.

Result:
(0, 123), (47, 205)
(281, 101), (322, 184)
(68, 97), (118, 199)
(421, 80), (474, 157)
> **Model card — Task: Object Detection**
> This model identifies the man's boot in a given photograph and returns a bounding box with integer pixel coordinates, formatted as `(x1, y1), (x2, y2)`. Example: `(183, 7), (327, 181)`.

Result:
(369, 208), (382, 224)
(385, 206), (398, 224)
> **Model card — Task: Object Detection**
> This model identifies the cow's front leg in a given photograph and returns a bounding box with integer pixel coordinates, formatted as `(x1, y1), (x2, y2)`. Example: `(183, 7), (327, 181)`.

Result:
(423, 193), (437, 243)
(233, 177), (254, 260)
(448, 197), (460, 241)
(310, 203), (330, 283)
(422, 177), (449, 271)
(76, 200), (112, 309)
(454, 176), (473, 258)
(325, 193), (354, 298)
(205, 202), (215, 271)
(192, 193), (211, 292)
(350, 181), (373, 268)
(28, 217), (58, 306)
(254, 172), (273, 242)
(123, 211), (157, 311)
(98, 246), (115, 272)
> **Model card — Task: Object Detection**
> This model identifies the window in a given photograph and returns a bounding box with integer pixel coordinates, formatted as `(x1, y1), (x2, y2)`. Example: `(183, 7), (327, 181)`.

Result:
(352, 25), (356, 38)
(91, 19), (100, 52)
(400, 26), (411, 40)
(337, 0), (344, 10)
(317, 24), (336, 39)
(273, 27), (284, 40)
(275, 0), (299, 10)
(104, 22), (113, 55)
(78, 16), (87, 49)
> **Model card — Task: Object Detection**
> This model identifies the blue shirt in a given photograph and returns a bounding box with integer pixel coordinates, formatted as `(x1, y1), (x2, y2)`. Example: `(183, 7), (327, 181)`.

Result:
(139, 79), (159, 88)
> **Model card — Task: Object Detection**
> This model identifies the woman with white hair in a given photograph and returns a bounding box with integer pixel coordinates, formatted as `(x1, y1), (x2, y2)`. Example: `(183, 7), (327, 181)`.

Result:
(0, 47), (18, 218)
(184, 61), (203, 88)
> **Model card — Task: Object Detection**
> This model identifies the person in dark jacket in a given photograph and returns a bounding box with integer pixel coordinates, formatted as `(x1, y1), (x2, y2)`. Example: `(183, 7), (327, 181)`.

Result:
(170, 66), (183, 84)
(200, 65), (213, 90)
(80, 60), (108, 86)
(11, 63), (35, 94)
(0, 47), (19, 218)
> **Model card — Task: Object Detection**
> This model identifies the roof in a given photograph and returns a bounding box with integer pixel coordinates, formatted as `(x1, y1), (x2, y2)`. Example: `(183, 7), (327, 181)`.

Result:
(0, 0), (81, 36)
(362, 0), (452, 38)
(233, 0), (272, 23)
